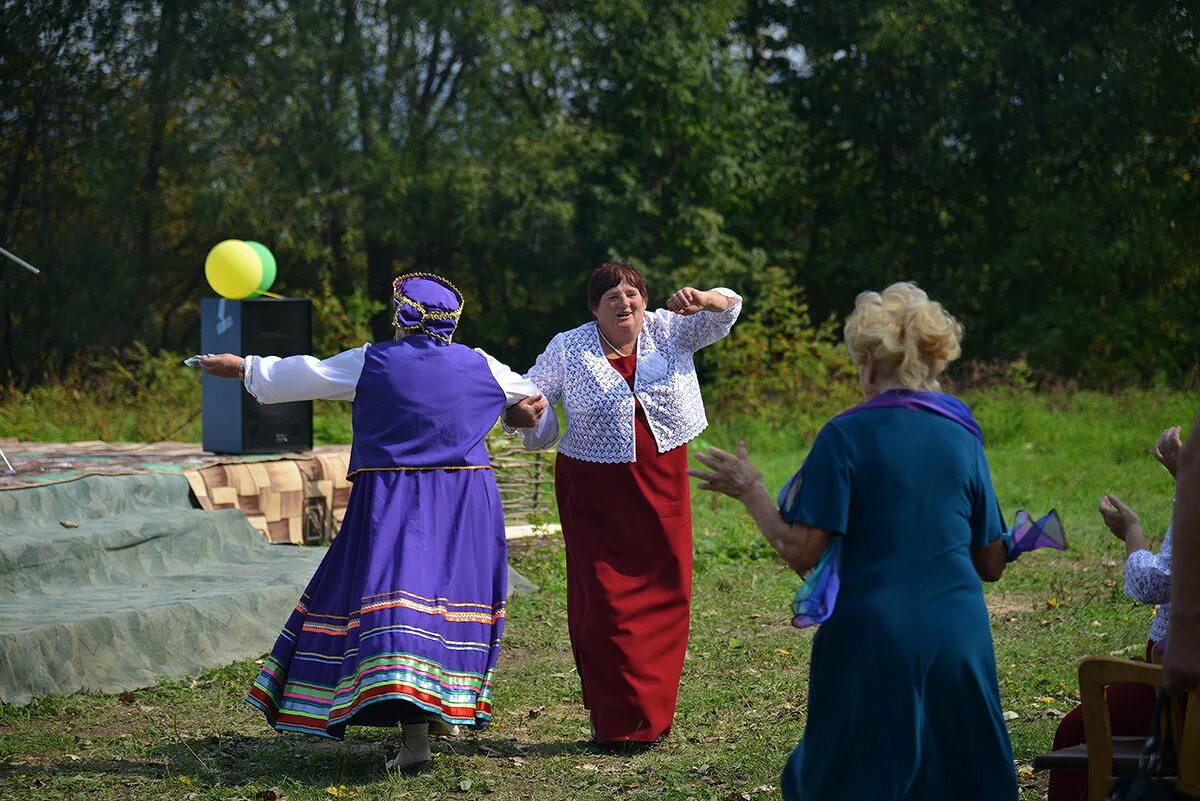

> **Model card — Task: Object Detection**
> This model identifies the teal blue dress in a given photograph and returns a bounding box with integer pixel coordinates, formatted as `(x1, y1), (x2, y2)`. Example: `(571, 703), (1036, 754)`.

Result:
(780, 405), (1018, 801)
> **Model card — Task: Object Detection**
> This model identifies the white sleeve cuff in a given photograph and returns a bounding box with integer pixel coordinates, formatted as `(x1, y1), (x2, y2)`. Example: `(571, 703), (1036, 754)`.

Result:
(242, 355), (258, 400)
(520, 410), (560, 450)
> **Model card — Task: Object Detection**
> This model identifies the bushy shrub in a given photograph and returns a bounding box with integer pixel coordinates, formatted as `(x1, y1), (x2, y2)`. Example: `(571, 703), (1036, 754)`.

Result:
(311, 280), (379, 355)
(0, 344), (202, 442)
(704, 267), (859, 425)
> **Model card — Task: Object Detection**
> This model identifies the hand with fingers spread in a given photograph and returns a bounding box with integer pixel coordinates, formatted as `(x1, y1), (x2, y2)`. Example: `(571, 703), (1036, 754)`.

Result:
(1098, 493), (1141, 540)
(1154, 425), (1183, 478)
(503, 393), (548, 429)
(689, 441), (765, 500)
(689, 441), (831, 575)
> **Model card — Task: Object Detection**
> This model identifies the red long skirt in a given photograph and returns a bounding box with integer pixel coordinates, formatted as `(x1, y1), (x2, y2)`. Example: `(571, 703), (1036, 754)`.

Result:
(554, 352), (692, 743)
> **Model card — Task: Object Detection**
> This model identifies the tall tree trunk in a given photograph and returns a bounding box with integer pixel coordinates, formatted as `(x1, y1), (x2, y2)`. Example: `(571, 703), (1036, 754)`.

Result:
(0, 16), (71, 385)
(329, 213), (354, 298)
(0, 295), (12, 387)
(1, 117), (40, 245)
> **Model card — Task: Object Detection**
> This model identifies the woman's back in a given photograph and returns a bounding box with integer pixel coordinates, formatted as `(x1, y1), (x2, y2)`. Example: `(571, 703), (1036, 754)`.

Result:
(820, 406), (1001, 607)
(785, 404), (1016, 801)
(347, 338), (507, 474)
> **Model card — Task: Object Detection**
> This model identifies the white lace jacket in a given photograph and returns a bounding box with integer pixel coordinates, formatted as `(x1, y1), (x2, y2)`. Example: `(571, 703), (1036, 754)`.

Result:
(518, 289), (741, 462)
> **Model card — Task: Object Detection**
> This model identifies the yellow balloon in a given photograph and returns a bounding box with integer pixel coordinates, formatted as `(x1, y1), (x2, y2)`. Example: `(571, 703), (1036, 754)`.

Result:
(205, 239), (263, 299)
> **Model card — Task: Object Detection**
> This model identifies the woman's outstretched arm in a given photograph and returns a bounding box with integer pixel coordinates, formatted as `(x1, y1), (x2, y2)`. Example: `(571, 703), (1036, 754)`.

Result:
(200, 347), (366, 403)
(690, 441), (831, 575)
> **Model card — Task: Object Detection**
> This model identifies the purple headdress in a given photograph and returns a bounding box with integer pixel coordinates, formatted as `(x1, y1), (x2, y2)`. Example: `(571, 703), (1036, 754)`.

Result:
(392, 272), (464, 344)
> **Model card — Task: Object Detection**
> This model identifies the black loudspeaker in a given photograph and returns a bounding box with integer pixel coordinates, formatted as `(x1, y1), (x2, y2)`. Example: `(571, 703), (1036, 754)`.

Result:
(200, 298), (313, 454)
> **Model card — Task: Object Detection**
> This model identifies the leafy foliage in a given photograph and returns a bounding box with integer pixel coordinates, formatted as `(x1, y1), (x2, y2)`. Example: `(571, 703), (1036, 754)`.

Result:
(0, 1), (1196, 389)
(706, 267), (859, 424)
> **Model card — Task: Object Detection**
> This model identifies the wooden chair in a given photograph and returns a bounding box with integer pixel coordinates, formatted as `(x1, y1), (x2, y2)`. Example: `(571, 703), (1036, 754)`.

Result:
(1032, 656), (1200, 800)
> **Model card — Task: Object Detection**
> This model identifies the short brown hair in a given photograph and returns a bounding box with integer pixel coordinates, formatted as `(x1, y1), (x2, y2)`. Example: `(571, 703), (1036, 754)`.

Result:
(587, 262), (647, 310)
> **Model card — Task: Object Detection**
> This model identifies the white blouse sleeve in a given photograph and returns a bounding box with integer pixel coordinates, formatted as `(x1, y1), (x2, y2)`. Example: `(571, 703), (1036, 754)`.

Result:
(501, 335), (563, 451)
(1123, 523), (1173, 605)
(477, 347), (559, 450)
(653, 286), (743, 353)
(243, 344), (368, 404)
(474, 348), (541, 406)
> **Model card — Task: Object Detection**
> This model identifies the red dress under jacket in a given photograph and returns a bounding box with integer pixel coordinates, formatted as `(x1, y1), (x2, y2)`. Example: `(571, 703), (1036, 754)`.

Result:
(554, 351), (693, 743)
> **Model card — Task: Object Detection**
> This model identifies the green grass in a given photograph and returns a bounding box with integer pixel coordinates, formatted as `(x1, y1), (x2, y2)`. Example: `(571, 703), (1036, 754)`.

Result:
(0, 383), (355, 446)
(0, 389), (1193, 800)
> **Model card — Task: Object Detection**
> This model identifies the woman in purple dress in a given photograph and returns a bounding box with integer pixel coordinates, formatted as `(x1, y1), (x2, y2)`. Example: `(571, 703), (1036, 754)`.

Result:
(200, 273), (546, 771)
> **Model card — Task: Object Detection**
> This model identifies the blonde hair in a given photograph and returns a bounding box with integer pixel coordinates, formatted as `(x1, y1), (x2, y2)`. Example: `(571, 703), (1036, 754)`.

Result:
(843, 282), (963, 391)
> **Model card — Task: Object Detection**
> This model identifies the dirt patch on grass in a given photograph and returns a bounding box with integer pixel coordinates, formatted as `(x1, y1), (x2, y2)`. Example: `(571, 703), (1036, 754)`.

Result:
(986, 594), (1036, 617)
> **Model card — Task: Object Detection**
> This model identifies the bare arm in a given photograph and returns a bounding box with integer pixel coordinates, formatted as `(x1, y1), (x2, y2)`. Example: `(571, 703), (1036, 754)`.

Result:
(1164, 410), (1200, 692)
(689, 441), (832, 575)
(966, 441), (1009, 582)
(1099, 494), (1151, 559)
(970, 539), (1007, 582)
(1096, 492), (1176, 606)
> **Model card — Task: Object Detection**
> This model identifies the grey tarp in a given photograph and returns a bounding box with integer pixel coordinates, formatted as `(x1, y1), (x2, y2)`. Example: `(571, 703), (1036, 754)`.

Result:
(0, 473), (536, 706)
(0, 474), (326, 705)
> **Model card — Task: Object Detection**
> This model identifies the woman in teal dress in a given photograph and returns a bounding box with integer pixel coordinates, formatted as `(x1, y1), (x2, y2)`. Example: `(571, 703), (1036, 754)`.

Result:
(690, 282), (1018, 801)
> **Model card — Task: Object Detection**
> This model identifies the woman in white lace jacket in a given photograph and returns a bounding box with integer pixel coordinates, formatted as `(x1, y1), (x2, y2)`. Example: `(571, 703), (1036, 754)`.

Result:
(511, 262), (740, 750)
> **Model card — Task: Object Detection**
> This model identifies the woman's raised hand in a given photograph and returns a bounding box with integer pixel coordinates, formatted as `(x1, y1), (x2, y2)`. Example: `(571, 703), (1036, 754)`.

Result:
(1154, 425), (1183, 478)
(666, 287), (711, 316)
(688, 440), (764, 500)
(1098, 494), (1140, 540)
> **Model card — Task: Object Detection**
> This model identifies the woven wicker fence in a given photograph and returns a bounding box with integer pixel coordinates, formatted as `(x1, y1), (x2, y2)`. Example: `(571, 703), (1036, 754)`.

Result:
(486, 429), (557, 526)
(188, 430), (557, 544)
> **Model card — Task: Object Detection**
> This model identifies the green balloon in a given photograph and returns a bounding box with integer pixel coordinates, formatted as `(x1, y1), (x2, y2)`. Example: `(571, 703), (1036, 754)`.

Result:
(245, 241), (277, 296)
